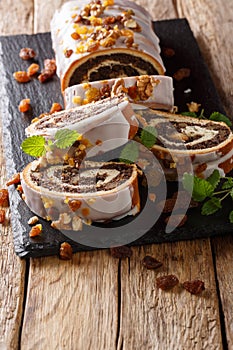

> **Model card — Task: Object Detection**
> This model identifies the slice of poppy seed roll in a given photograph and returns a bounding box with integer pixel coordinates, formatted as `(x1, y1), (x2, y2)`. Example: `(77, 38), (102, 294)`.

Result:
(26, 96), (138, 155)
(64, 75), (174, 111)
(136, 108), (233, 179)
(21, 160), (140, 227)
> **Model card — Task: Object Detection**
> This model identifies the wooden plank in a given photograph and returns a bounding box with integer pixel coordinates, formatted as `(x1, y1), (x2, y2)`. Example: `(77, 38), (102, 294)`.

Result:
(212, 236), (233, 349)
(0, 1), (33, 348)
(176, 0), (233, 117)
(175, 1), (233, 347)
(21, 251), (119, 349)
(118, 241), (222, 349)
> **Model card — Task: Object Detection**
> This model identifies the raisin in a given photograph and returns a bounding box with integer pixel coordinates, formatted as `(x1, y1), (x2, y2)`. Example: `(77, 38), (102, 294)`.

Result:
(110, 245), (132, 259)
(19, 47), (36, 60)
(38, 59), (56, 83)
(162, 47), (175, 57)
(27, 63), (40, 76)
(64, 49), (73, 58)
(13, 71), (30, 83)
(173, 68), (191, 81)
(142, 255), (163, 270)
(156, 274), (179, 290)
(6, 173), (21, 186)
(50, 102), (63, 114)
(0, 189), (9, 207)
(60, 242), (73, 260)
(29, 224), (42, 237)
(0, 209), (6, 223)
(18, 99), (31, 113)
(182, 280), (205, 295)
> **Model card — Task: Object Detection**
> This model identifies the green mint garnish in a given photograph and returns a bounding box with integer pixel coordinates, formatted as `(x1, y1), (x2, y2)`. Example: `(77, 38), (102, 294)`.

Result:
(183, 170), (233, 223)
(201, 197), (222, 215)
(55, 129), (80, 149)
(140, 126), (157, 148)
(181, 111), (198, 118)
(209, 112), (232, 127)
(182, 173), (214, 202)
(206, 169), (220, 189)
(119, 142), (139, 163)
(21, 135), (46, 157)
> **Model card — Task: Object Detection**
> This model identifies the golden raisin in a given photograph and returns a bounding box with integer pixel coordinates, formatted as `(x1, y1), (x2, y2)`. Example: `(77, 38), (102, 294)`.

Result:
(19, 47), (36, 60)
(0, 189), (9, 207)
(64, 49), (73, 58)
(60, 242), (73, 260)
(71, 32), (80, 40)
(6, 173), (21, 186)
(50, 102), (63, 114)
(27, 63), (40, 76)
(0, 209), (6, 223)
(13, 71), (30, 83)
(29, 224), (42, 237)
(18, 99), (31, 113)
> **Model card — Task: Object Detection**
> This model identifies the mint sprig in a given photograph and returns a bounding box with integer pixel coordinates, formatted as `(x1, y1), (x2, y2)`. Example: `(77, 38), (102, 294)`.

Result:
(182, 170), (233, 222)
(21, 129), (80, 157)
(209, 112), (232, 127)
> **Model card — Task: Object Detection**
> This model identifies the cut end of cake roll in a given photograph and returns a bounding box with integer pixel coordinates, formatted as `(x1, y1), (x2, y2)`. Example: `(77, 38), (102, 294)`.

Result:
(64, 75), (174, 111)
(26, 96), (139, 154)
(50, 0), (165, 91)
(137, 108), (233, 179)
(21, 160), (141, 227)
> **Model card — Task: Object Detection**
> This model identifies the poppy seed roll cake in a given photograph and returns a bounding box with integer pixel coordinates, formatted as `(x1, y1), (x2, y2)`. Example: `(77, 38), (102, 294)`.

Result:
(50, 0), (165, 91)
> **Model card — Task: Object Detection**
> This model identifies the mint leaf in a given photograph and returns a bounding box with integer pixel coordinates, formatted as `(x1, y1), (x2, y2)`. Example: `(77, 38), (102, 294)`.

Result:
(55, 129), (80, 149)
(182, 173), (214, 202)
(209, 112), (232, 127)
(206, 169), (220, 189)
(120, 142), (139, 163)
(201, 197), (222, 215)
(140, 126), (157, 148)
(181, 111), (198, 118)
(21, 136), (46, 157)
(222, 177), (233, 190)
(229, 210), (233, 223)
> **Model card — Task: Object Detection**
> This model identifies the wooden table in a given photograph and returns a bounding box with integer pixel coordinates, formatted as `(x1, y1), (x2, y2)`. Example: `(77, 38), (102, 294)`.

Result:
(0, 1), (232, 349)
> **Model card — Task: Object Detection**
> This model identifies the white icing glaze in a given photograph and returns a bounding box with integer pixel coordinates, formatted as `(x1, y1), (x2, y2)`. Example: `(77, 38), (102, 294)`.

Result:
(64, 75), (174, 110)
(50, 0), (165, 90)
(21, 160), (140, 224)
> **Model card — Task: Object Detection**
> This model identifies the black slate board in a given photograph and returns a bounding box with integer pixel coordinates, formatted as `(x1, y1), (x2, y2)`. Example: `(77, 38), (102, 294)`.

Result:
(0, 19), (232, 258)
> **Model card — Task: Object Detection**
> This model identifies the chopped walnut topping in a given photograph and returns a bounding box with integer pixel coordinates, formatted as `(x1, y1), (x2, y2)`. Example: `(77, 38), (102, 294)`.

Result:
(28, 216), (39, 225)
(136, 75), (154, 100)
(51, 213), (72, 230)
(187, 101), (201, 113)
(64, 49), (73, 58)
(60, 242), (73, 260)
(72, 216), (83, 231)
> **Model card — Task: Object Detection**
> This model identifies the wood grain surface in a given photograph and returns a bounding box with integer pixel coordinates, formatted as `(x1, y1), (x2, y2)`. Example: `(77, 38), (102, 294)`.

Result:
(0, 0), (232, 349)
